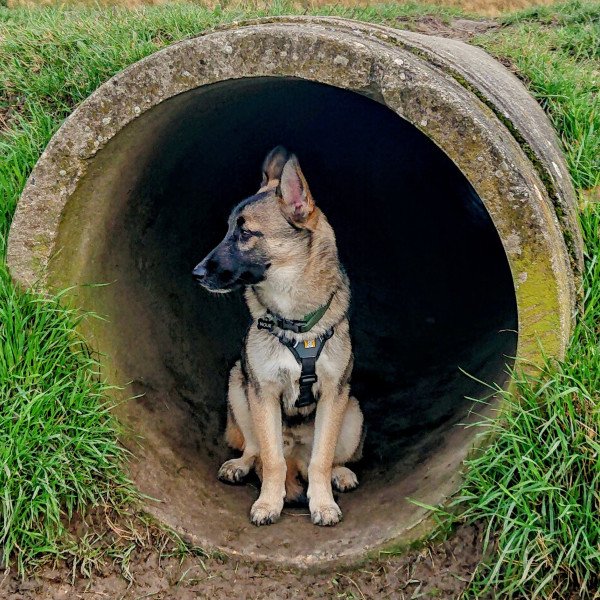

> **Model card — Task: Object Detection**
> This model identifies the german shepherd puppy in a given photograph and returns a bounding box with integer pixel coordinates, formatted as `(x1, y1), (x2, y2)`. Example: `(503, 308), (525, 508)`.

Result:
(193, 147), (363, 526)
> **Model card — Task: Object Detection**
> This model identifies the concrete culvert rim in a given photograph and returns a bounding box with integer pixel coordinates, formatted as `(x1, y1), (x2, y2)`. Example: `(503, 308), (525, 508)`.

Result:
(7, 18), (581, 567)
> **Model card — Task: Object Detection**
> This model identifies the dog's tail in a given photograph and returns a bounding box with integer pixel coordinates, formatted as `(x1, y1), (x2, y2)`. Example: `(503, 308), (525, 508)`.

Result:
(284, 457), (308, 506)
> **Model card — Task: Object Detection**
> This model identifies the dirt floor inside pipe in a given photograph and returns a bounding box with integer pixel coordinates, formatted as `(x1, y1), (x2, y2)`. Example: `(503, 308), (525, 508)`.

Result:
(52, 77), (518, 563)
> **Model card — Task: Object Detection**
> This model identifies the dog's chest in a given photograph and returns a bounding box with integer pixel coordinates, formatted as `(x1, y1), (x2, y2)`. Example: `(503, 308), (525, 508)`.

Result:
(277, 355), (313, 415)
(258, 340), (300, 383)
(249, 333), (329, 415)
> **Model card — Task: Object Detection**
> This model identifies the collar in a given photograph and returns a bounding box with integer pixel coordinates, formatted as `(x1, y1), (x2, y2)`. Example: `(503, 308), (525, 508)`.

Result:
(256, 293), (335, 334)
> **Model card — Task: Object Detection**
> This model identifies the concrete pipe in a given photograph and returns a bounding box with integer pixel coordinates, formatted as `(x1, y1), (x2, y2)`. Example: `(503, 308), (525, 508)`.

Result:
(7, 17), (582, 567)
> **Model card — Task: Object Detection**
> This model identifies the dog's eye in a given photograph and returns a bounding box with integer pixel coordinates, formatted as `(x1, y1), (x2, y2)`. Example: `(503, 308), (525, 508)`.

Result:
(239, 228), (253, 242)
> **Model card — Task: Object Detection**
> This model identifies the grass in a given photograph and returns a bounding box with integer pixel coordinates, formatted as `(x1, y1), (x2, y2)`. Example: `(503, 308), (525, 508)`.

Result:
(4, 0), (564, 18)
(453, 207), (600, 598)
(0, 0), (598, 597)
(452, 9), (600, 596)
(478, 2), (600, 191)
(0, 271), (135, 573)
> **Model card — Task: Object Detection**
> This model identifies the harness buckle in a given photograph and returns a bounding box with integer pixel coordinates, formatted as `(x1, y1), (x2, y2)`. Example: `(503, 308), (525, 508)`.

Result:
(299, 373), (318, 385)
(279, 318), (303, 333)
(295, 394), (316, 408)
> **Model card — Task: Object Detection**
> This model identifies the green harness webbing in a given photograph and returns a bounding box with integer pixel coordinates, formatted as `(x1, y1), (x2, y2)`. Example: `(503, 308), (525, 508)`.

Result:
(256, 295), (335, 408)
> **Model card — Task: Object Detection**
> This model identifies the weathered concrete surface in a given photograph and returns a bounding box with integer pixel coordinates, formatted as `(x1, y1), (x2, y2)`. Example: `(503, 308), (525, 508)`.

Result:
(284, 16), (583, 274)
(7, 18), (581, 567)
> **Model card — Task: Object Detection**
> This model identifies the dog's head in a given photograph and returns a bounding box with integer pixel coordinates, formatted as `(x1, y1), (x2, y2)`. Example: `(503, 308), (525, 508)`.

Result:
(193, 146), (319, 293)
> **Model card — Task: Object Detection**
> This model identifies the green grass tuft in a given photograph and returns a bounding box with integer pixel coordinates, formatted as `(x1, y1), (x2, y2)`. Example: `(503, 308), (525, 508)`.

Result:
(0, 268), (135, 572)
(477, 1), (600, 191)
(455, 205), (600, 598)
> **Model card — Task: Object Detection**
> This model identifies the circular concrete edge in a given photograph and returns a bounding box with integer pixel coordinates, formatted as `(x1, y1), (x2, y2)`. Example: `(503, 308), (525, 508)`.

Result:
(6, 17), (581, 562)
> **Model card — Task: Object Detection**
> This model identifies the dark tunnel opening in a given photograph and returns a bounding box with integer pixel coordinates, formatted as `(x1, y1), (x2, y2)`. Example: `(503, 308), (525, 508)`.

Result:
(63, 77), (518, 557)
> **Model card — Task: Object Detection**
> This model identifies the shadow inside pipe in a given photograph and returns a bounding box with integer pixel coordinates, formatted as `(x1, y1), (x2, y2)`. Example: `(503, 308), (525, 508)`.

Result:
(59, 77), (518, 559)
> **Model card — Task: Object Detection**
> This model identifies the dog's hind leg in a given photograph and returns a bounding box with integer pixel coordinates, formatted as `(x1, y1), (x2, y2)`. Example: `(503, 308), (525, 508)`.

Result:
(331, 466), (358, 492)
(218, 361), (259, 484)
(331, 396), (363, 493)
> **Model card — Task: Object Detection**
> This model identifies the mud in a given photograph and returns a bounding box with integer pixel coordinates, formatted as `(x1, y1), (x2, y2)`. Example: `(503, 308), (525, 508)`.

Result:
(1, 519), (491, 600)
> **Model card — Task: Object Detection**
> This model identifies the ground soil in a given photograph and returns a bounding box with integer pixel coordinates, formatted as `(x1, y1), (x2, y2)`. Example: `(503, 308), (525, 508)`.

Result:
(396, 15), (499, 40)
(1, 519), (491, 600)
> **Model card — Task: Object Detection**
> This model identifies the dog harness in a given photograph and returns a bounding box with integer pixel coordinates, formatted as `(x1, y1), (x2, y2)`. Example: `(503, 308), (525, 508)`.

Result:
(257, 297), (334, 408)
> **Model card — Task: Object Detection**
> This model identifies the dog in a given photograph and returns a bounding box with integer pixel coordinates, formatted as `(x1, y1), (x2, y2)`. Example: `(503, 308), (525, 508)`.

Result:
(193, 147), (364, 527)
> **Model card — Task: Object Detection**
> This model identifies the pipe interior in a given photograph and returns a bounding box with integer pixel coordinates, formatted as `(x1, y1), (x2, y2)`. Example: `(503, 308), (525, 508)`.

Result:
(60, 77), (518, 560)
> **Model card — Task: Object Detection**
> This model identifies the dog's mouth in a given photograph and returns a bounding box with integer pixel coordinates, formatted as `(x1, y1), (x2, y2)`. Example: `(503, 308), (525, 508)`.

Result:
(193, 276), (240, 294)
(193, 265), (269, 293)
(201, 285), (237, 295)
(193, 274), (260, 294)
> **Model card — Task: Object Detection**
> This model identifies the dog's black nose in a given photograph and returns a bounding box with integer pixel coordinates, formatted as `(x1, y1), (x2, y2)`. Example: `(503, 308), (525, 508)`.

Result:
(192, 264), (207, 282)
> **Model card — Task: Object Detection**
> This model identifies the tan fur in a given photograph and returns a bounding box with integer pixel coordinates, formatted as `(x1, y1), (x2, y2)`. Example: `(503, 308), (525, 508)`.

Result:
(225, 410), (245, 452)
(284, 457), (304, 503)
(213, 148), (364, 526)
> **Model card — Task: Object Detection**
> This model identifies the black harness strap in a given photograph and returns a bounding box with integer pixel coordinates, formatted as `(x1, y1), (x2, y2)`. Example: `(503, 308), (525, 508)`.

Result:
(254, 293), (336, 408)
(278, 329), (334, 407)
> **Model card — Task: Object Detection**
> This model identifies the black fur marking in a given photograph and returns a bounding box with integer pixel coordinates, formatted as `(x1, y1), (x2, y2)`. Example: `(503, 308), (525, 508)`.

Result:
(232, 191), (270, 217)
(239, 270), (258, 283)
(288, 220), (304, 233)
(240, 352), (249, 382)
(306, 228), (314, 254)
(282, 407), (316, 428)
(236, 219), (262, 238)
(338, 353), (354, 394)
(240, 337), (255, 399)
(248, 371), (261, 396)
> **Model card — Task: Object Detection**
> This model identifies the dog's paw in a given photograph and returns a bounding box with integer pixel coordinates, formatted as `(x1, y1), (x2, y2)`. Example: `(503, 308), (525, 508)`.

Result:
(310, 500), (342, 526)
(218, 458), (250, 484)
(250, 500), (282, 526)
(331, 466), (359, 492)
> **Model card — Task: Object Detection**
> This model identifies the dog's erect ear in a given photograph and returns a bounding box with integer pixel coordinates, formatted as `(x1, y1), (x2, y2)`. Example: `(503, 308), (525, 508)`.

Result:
(278, 155), (315, 225)
(261, 146), (289, 186)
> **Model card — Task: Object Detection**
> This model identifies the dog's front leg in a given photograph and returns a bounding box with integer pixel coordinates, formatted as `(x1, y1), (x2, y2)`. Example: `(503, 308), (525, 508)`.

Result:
(307, 383), (350, 526)
(247, 383), (286, 526)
